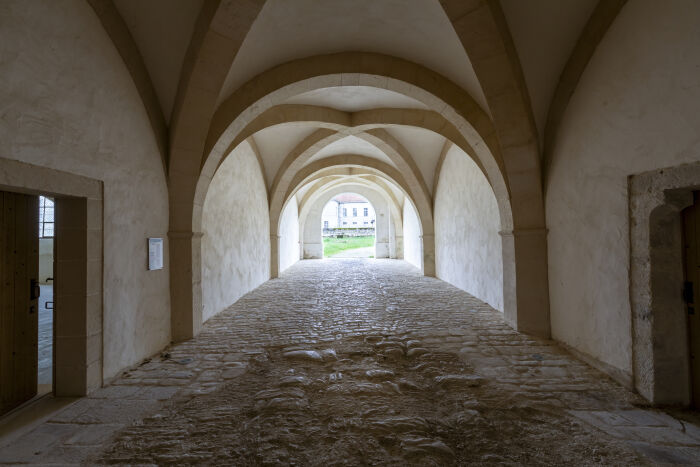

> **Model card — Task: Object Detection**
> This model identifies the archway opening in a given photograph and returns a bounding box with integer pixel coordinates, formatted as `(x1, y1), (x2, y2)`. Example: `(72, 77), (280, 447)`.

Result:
(169, 51), (552, 343)
(321, 193), (376, 258)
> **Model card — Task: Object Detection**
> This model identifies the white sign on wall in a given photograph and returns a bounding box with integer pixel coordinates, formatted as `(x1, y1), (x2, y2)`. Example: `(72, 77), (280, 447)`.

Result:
(148, 238), (163, 270)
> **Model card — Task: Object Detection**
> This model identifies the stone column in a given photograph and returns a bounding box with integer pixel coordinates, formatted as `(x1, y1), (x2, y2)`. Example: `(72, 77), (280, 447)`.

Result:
(388, 213), (396, 258)
(270, 234), (280, 278)
(500, 231), (517, 328)
(499, 229), (550, 338)
(169, 230), (203, 342)
(395, 235), (404, 259)
(421, 234), (436, 277)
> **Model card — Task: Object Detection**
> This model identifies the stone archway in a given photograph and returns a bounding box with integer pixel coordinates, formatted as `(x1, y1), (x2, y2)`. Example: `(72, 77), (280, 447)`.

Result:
(300, 183), (401, 260)
(167, 0), (265, 341)
(263, 136), (432, 256)
(213, 105), (509, 222)
(169, 51), (548, 341)
(272, 155), (431, 276)
(199, 54), (510, 231)
(298, 175), (405, 259)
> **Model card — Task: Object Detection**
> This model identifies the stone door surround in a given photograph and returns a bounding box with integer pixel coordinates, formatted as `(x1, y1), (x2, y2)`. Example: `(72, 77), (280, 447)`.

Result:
(630, 161), (700, 405)
(0, 157), (103, 397)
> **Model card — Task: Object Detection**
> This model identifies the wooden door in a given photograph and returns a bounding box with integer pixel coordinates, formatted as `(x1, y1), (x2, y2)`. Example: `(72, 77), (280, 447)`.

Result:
(683, 192), (700, 407)
(0, 192), (39, 415)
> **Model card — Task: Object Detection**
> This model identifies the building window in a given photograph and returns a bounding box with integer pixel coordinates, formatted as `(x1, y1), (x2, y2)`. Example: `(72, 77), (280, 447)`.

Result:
(343, 208), (347, 216)
(324, 221), (329, 228)
(364, 221), (368, 225)
(353, 222), (357, 225)
(364, 207), (368, 216)
(343, 221), (347, 225)
(353, 208), (357, 216)
(39, 196), (54, 238)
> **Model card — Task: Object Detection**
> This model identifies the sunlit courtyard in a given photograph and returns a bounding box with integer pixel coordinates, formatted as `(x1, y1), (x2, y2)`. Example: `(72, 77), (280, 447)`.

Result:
(323, 235), (375, 258)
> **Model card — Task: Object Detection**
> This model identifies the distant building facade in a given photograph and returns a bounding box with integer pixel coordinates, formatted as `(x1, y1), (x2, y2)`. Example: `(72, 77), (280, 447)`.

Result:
(322, 193), (376, 231)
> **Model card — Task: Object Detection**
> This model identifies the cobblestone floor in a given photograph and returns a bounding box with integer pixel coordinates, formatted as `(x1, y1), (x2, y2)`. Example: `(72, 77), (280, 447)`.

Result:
(328, 246), (374, 258)
(2, 259), (700, 465)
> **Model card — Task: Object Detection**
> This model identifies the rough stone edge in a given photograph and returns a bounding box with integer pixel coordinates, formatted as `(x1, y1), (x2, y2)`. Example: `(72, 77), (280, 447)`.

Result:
(629, 161), (700, 405)
(560, 341), (633, 391)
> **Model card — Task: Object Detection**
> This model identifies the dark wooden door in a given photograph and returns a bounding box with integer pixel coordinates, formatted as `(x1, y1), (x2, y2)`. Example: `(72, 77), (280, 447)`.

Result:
(683, 192), (700, 407)
(0, 192), (39, 415)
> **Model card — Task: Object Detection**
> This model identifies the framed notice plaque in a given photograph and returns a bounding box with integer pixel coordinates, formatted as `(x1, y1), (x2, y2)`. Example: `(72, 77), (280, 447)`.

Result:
(148, 238), (164, 270)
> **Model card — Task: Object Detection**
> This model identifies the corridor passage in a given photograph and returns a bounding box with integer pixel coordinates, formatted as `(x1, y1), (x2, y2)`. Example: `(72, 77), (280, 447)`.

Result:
(2, 260), (700, 465)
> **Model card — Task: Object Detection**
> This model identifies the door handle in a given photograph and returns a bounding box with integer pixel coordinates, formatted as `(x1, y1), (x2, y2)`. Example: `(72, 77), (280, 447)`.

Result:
(30, 278), (40, 300)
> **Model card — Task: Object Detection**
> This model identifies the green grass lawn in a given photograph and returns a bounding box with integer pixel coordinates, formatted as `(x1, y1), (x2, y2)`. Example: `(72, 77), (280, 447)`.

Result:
(323, 235), (375, 257)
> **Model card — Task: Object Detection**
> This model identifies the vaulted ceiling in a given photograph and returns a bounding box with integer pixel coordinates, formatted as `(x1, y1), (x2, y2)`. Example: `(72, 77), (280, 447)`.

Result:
(101, 0), (619, 210)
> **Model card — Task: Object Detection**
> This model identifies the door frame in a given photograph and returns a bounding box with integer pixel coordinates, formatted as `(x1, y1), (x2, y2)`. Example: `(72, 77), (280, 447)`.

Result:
(681, 192), (700, 407)
(0, 157), (103, 397)
(629, 161), (700, 406)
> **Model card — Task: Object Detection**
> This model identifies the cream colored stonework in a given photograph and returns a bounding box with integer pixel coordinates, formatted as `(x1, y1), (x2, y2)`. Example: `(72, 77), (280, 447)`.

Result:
(201, 140), (269, 322)
(435, 145), (503, 311)
(0, 0), (169, 380)
(4, 0), (698, 435)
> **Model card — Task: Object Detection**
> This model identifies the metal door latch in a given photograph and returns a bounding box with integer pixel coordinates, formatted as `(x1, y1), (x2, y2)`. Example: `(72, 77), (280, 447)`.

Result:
(684, 281), (694, 304)
(30, 278), (40, 300)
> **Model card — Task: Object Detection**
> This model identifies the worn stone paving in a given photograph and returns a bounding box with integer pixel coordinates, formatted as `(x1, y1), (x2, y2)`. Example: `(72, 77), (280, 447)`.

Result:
(2, 259), (700, 465)
(38, 284), (53, 390)
(328, 246), (374, 258)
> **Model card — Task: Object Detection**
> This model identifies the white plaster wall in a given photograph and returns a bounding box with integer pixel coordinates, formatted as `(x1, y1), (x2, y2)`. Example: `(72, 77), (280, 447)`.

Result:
(39, 238), (53, 284)
(321, 201), (339, 228)
(403, 201), (422, 269)
(279, 198), (300, 272)
(0, 0), (170, 379)
(546, 0), (700, 377)
(435, 147), (503, 311)
(201, 142), (270, 322)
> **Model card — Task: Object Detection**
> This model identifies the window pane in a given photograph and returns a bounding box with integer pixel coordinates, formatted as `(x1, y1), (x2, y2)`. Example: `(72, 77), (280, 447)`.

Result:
(38, 196), (55, 237)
